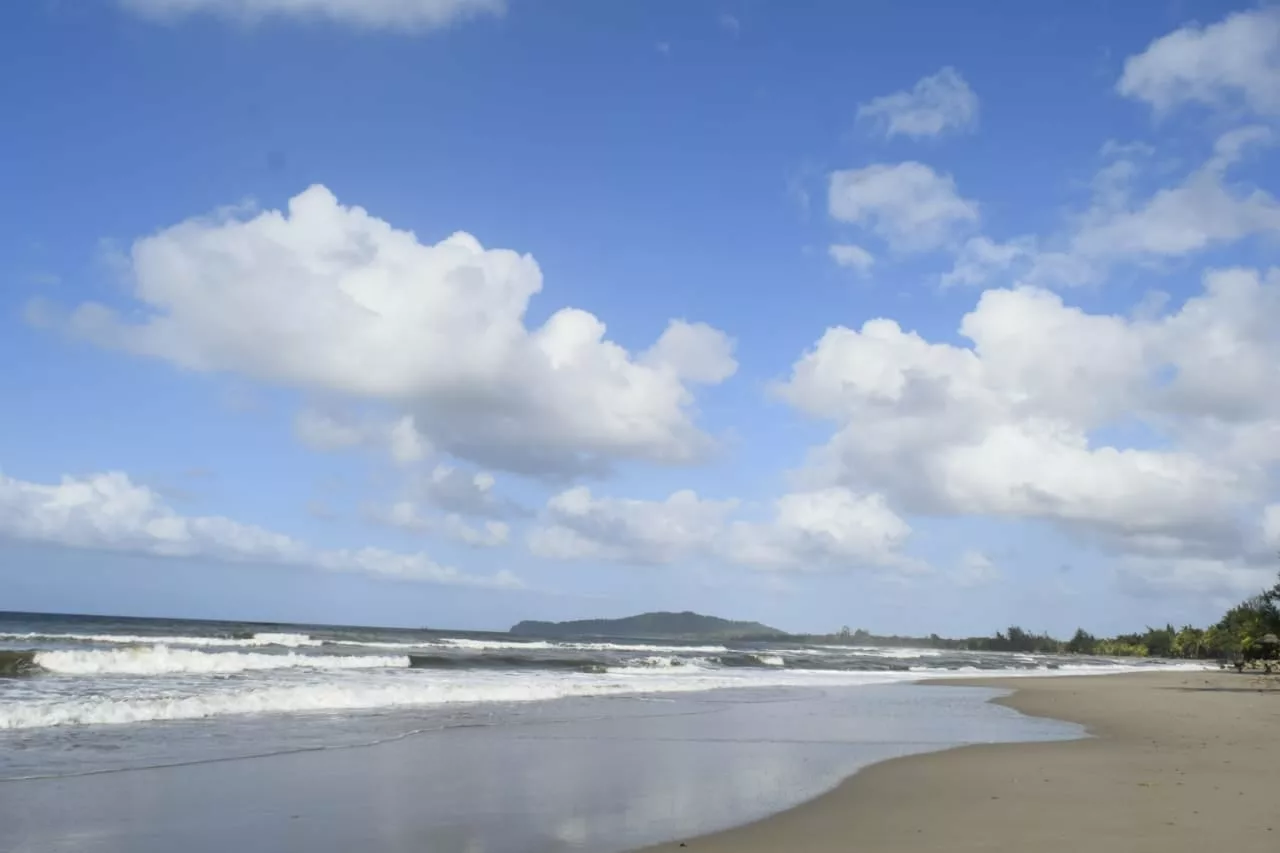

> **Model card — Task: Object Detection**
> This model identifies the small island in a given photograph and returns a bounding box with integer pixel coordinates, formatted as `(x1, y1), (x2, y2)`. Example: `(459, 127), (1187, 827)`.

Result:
(509, 610), (787, 641)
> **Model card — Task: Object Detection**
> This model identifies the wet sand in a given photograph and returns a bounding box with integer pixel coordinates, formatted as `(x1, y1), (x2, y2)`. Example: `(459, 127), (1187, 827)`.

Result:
(641, 670), (1280, 853)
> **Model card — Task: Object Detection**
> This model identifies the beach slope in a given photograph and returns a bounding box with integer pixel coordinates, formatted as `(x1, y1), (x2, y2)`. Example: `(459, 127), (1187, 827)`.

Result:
(641, 671), (1280, 853)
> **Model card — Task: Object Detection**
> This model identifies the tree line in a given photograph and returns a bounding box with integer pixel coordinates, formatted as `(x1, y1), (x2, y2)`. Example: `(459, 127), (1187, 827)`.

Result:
(818, 572), (1280, 660)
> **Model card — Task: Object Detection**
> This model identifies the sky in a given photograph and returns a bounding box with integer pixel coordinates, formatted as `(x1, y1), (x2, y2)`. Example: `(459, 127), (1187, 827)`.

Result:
(2, 0), (1279, 637)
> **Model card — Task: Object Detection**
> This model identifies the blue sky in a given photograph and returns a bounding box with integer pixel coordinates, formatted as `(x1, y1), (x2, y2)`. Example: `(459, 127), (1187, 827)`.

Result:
(2, 0), (1279, 636)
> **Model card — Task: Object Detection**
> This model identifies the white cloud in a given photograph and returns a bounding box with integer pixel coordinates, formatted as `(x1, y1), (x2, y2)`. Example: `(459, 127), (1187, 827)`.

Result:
(1117, 556), (1276, 603)
(119, 0), (504, 33)
(1151, 267), (1280, 428)
(828, 162), (978, 252)
(1067, 129), (1280, 261)
(1207, 124), (1275, 171)
(722, 488), (914, 572)
(0, 468), (519, 588)
(983, 128), (1280, 289)
(528, 485), (913, 572)
(294, 410), (431, 465)
(411, 463), (520, 518)
(1099, 139), (1156, 161)
(374, 501), (510, 548)
(59, 186), (736, 477)
(953, 550), (1000, 587)
(1117, 7), (1280, 117)
(294, 409), (367, 452)
(640, 320), (738, 384)
(828, 244), (875, 275)
(387, 416), (431, 464)
(718, 13), (740, 36)
(942, 236), (1035, 287)
(776, 267), (1280, 571)
(360, 463), (523, 546)
(857, 67), (979, 138)
(528, 487), (737, 565)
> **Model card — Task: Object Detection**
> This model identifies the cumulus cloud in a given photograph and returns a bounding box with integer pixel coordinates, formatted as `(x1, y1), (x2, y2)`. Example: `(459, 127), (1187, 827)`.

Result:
(0, 468), (519, 588)
(528, 485), (914, 572)
(857, 67), (979, 139)
(344, 459), (524, 547)
(722, 488), (914, 572)
(57, 185), (736, 477)
(528, 487), (738, 565)
(775, 267), (1280, 588)
(640, 320), (738, 384)
(119, 0), (504, 33)
(828, 162), (978, 252)
(1065, 128), (1280, 262)
(828, 244), (875, 275)
(410, 464), (515, 518)
(1117, 7), (1280, 118)
(969, 128), (1280, 290)
(371, 501), (510, 548)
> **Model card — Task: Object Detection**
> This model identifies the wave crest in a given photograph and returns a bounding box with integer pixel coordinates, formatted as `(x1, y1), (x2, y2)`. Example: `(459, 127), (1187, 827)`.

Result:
(32, 647), (408, 676)
(0, 650), (40, 677)
(0, 631), (320, 649)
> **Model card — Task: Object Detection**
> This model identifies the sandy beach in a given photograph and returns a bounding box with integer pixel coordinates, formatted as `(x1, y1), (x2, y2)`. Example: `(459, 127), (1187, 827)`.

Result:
(641, 671), (1280, 853)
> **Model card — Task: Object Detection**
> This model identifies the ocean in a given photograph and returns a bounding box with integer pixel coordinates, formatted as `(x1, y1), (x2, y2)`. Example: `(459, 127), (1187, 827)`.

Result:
(0, 611), (1205, 852)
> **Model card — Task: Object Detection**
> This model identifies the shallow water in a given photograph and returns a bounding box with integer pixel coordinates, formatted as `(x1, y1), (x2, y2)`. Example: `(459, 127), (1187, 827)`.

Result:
(2, 610), (1195, 852)
(0, 610), (1201, 738)
(0, 683), (1082, 853)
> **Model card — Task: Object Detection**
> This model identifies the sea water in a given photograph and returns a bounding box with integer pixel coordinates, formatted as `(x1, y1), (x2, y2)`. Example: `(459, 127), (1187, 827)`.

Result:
(0, 611), (1204, 852)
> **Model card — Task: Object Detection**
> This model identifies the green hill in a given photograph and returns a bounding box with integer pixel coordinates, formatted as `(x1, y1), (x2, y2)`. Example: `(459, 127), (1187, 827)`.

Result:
(509, 611), (786, 640)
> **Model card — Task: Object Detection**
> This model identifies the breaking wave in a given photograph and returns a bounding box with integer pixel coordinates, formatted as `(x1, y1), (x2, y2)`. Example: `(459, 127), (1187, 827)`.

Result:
(415, 638), (729, 654)
(0, 670), (912, 730)
(0, 631), (320, 649)
(1, 660), (1208, 730)
(15, 647), (409, 676)
(407, 654), (609, 673)
(714, 652), (790, 668)
(0, 650), (40, 677)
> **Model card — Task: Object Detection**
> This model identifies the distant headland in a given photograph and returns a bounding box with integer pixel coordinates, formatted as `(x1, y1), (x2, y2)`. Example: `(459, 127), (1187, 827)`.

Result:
(506, 570), (1280, 664)
(509, 611), (787, 641)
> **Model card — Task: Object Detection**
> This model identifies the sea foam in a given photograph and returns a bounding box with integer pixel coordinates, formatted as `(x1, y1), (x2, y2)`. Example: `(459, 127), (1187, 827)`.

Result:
(0, 668), (913, 730)
(0, 659), (1212, 730)
(33, 647), (408, 676)
(0, 631), (320, 648)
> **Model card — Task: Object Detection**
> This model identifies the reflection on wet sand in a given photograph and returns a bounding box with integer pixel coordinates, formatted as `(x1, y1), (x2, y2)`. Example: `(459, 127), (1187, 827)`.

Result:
(0, 685), (1079, 853)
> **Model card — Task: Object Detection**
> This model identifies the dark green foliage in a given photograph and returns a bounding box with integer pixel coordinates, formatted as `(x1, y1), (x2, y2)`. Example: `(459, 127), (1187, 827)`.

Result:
(808, 571), (1280, 660)
(1065, 629), (1096, 655)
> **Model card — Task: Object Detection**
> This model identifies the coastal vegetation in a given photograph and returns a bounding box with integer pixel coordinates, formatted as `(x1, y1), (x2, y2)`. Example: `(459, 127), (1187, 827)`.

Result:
(513, 573), (1280, 661)
(822, 572), (1280, 660)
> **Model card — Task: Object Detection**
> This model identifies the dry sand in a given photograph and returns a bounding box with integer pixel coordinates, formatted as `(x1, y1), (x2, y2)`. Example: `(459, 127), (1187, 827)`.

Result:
(640, 670), (1280, 853)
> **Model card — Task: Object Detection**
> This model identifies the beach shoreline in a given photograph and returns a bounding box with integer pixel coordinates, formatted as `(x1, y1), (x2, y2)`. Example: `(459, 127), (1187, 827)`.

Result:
(0, 680), (1076, 853)
(4, 665), (1272, 853)
(639, 670), (1280, 853)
